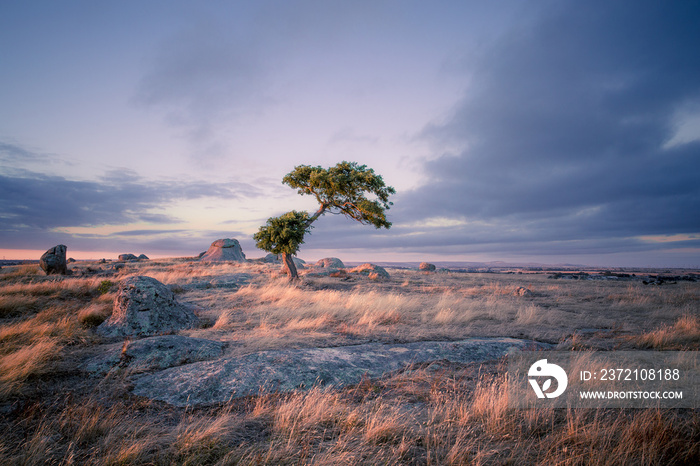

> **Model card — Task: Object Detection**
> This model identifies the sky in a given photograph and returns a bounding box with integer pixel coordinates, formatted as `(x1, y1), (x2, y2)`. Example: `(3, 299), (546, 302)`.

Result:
(1, 0), (699, 267)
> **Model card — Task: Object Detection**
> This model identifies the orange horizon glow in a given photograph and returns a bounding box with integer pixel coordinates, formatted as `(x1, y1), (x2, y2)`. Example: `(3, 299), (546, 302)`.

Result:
(0, 249), (180, 261)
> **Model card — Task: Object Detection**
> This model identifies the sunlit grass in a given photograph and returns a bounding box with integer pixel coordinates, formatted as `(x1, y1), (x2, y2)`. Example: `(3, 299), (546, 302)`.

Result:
(634, 313), (700, 349)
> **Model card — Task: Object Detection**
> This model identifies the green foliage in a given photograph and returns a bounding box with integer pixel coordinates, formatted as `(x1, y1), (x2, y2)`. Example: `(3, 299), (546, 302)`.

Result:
(282, 161), (396, 229)
(97, 280), (114, 295)
(254, 210), (312, 255)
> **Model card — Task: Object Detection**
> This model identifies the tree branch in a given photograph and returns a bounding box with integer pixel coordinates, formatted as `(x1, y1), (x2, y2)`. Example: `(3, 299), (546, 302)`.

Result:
(305, 205), (327, 228)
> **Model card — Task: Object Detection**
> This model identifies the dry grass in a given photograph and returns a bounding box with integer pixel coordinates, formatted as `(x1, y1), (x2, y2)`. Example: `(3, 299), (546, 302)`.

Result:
(0, 264), (42, 281)
(0, 338), (63, 398)
(0, 368), (697, 465)
(120, 259), (267, 286)
(215, 283), (417, 331)
(634, 314), (700, 349)
(0, 306), (84, 399)
(202, 276), (635, 350)
(77, 302), (113, 328)
(5, 370), (694, 465)
(0, 258), (698, 464)
(0, 270), (100, 399)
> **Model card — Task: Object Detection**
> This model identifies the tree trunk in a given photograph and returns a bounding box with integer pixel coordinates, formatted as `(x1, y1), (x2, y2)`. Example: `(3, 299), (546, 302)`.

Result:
(281, 252), (299, 281)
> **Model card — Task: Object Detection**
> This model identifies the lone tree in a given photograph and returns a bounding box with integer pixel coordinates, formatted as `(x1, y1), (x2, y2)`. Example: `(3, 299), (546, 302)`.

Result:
(254, 161), (395, 280)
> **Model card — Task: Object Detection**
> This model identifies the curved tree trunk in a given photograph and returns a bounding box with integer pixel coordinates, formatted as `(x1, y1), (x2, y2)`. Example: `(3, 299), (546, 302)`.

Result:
(281, 252), (299, 281)
(305, 205), (327, 229)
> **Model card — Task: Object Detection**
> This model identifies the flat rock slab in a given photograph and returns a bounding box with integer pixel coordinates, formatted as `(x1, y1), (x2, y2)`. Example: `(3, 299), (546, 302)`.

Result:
(86, 335), (225, 375)
(179, 273), (253, 290)
(131, 338), (549, 406)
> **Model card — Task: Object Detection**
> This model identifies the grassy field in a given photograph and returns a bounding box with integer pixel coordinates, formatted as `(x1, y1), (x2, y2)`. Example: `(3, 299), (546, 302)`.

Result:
(0, 258), (698, 464)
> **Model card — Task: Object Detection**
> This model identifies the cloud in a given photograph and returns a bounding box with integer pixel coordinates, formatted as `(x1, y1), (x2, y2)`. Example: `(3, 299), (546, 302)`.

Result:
(62, 228), (250, 258)
(133, 17), (274, 158)
(393, 0), (700, 261)
(107, 229), (189, 237)
(0, 141), (50, 165)
(0, 155), (264, 251)
(0, 169), (261, 229)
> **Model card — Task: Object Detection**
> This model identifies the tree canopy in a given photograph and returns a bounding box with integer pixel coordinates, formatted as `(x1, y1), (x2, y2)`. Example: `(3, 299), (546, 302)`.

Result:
(282, 161), (395, 229)
(253, 210), (311, 256)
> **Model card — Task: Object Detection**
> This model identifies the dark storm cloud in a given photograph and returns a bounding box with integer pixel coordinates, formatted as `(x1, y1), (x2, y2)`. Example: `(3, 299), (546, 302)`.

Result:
(0, 162), (263, 250)
(286, 210), (700, 264)
(395, 0), (700, 258)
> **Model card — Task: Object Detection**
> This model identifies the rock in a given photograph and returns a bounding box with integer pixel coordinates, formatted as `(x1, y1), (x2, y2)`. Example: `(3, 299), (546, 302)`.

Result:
(118, 253), (138, 261)
(85, 335), (225, 375)
(316, 257), (345, 268)
(514, 287), (533, 297)
(199, 238), (246, 262)
(40, 244), (68, 275)
(301, 270), (334, 278)
(99, 258), (107, 264)
(67, 257), (76, 263)
(138, 254), (149, 260)
(130, 338), (550, 406)
(419, 262), (436, 272)
(186, 273), (252, 290)
(349, 263), (390, 280)
(96, 276), (199, 338)
(262, 253), (281, 263)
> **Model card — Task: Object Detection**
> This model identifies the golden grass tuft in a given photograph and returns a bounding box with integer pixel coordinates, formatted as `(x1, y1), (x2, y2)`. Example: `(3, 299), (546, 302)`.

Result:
(0, 293), (40, 318)
(215, 283), (420, 334)
(0, 338), (63, 398)
(0, 264), (42, 281)
(272, 387), (348, 438)
(77, 302), (112, 327)
(634, 313), (700, 349)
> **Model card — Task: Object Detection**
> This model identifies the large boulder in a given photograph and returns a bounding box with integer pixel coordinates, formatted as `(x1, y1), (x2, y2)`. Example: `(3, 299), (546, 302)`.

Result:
(262, 253), (281, 263)
(40, 244), (68, 275)
(349, 263), (390, 280)
(419, 262), (436, 272)
(316, 257), (345, 268)
(514, 286), (533, 297)
(199, 238), (246, 262)
(96, 276), (199, 338)
(118, 253), (138, 261)
(138, 254), (149, 260)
